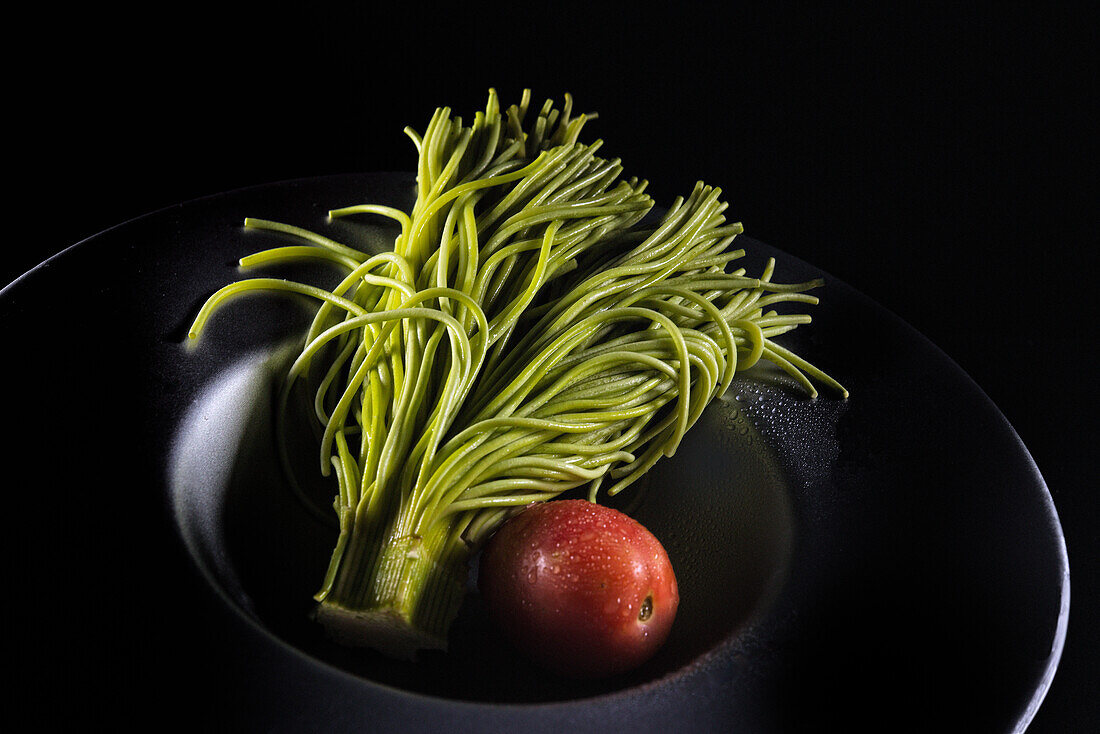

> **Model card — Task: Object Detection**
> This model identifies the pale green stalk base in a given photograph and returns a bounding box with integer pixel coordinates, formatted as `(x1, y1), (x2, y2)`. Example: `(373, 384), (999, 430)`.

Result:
(314, 605), (450, 660)
(313, 515), (472, 659)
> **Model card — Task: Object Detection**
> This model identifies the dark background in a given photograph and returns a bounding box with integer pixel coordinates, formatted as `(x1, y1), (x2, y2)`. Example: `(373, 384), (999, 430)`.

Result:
(12, 3), (1094, 730)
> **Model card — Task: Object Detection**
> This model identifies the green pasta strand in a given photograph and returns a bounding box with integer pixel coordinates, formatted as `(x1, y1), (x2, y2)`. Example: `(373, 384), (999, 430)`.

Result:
(187, 88), (847, 660)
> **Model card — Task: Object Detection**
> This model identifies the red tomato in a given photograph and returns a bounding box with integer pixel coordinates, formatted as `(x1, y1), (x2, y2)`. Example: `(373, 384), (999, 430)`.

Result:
(477, 499), (679, 678)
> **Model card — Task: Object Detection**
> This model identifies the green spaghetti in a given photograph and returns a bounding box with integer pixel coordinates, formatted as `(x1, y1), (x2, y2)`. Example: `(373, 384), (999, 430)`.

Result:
(188, 89), (847, 659)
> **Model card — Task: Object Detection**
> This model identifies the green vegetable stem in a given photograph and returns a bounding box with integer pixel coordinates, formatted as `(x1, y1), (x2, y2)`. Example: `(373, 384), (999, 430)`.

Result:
(188, 89), (847, 659)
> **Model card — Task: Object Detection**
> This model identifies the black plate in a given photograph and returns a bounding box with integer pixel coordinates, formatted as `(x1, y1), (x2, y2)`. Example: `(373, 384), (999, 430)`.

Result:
(3, 173), (1068, 732)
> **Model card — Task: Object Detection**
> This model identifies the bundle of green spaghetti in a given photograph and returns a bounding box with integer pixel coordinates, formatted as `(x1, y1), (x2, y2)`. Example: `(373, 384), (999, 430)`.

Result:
(188, 89), (847, 658)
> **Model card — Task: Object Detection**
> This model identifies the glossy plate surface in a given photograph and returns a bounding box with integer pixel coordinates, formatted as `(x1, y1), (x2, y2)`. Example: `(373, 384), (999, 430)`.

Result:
(2, 173), (1068, 731)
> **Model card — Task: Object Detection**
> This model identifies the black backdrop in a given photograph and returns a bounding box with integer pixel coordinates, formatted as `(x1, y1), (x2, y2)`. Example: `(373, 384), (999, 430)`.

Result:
(12, 3), (1095, 730)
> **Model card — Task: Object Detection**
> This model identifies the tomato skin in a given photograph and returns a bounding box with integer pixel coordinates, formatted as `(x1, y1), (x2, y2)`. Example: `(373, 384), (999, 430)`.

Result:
(477, 499), (679, 678)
